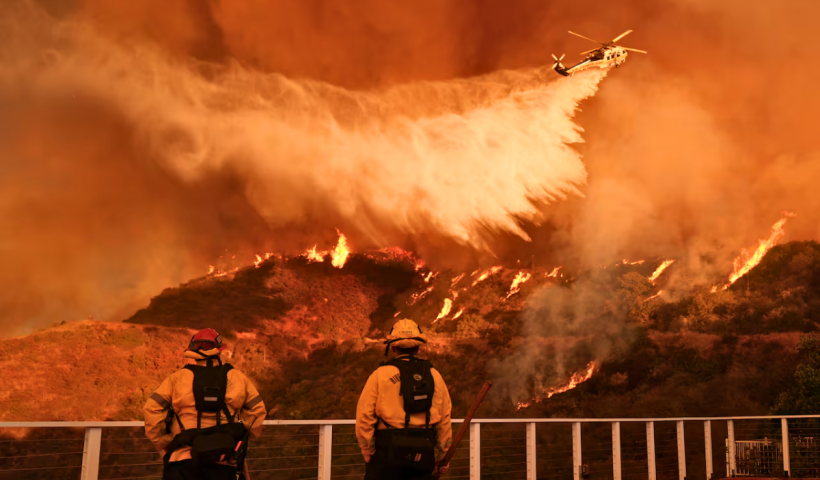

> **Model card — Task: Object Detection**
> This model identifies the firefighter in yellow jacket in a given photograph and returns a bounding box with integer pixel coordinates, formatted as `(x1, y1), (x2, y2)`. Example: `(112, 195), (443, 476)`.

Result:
(356, 319), (452, 480)
(144, 328), (266, 480)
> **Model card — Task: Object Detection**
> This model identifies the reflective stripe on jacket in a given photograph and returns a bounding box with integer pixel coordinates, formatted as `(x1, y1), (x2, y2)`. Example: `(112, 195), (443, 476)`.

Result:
(143, 349), (266, 462)
(355, 355), (453, 462)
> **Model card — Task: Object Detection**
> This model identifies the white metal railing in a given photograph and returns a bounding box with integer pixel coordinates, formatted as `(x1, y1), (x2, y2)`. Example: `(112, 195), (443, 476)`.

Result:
(3, 415), (820, 479)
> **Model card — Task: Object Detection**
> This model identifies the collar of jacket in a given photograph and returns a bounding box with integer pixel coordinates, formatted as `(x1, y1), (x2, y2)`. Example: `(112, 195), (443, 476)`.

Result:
(183, 348), (222, 365)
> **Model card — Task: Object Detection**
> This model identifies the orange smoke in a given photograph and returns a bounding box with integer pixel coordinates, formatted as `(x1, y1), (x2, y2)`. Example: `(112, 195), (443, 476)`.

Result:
(516, 362), (597, 410)
(648, 260), (675, 284)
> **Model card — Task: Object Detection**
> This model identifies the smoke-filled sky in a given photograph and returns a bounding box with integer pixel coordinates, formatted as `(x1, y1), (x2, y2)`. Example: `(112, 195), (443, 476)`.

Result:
(1, 0), (819, 336)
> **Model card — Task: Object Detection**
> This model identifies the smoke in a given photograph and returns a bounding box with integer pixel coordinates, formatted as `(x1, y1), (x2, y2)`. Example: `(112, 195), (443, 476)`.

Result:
(489, 273), (638, 406)
(2, 0), (820, 337)
(0, 1), (605, 335)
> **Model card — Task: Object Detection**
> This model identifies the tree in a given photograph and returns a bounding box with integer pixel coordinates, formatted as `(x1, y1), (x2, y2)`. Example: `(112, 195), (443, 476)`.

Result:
(772, 334), (820, 414)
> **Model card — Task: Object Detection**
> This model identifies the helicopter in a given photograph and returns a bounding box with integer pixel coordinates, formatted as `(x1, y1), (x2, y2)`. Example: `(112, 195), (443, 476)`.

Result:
(552, 30), (646, 77)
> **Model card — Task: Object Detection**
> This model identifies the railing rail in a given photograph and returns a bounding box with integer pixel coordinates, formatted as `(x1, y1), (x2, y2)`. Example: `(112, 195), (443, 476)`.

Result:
(3, 415), (820, 479)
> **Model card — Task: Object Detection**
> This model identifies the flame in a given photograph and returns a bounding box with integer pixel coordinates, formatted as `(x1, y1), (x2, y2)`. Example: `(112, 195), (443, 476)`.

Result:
(330, 231), (350, 268)
(720, 212), (796, 290)
(648, 260), (675, 284)
(450, 273), (465, 286)
(254, 254), (263, 268)
(504, 271), (532, 299)
(453, 309), (464, 320)
(433, 298), (453, 323)
(305, 245), (325, 263)
(408, 285), (435, 305)
(619, 259), (645, 266)
(546, 266), (562, 278)
(208, 265), (215, 275)
(516, 362), (597, 410)
(644, 290), (663, 302)
(472, 266), (503, 287)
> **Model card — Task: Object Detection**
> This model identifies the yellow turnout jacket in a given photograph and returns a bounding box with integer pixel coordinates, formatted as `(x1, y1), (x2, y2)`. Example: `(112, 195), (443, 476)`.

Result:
(143, 349), (266, 462)
(356, 355), (453, 463)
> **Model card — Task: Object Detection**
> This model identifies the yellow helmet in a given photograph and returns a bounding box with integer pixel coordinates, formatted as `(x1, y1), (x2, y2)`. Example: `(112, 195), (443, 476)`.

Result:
(384, 319), (427, 355)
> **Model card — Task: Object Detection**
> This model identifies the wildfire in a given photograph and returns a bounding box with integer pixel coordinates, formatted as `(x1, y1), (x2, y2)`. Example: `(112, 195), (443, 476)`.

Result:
(453, 309), (464, 320)
(330, 231), (350, 268)
(644, 290), (663, 302)
(450, 273), (465, 286)
(305, 245), (325, 263)
(648, 260), (675, 284)
(717, 212), (797, 290)
(619, 259), (645, 266)
(433, 298), (453, 323)
(472, 266), (503, 287)
(516, 362), (597, 410)
(301, 231), (350, 268)
(208, 265), (215, 275)
(546, 266), (562, 278)
(504, 271), (532, 300)
(424, 272), (439, 283)
(407, 285), (435, 305)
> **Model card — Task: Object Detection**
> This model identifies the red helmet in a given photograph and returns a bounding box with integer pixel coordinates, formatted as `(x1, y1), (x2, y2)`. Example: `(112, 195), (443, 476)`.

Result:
(187, 328), (226, 352)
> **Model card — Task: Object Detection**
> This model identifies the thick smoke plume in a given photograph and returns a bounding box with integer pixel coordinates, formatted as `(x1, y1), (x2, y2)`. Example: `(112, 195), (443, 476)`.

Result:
(0, 1), (603, 335)
(2, 0), (820, 339)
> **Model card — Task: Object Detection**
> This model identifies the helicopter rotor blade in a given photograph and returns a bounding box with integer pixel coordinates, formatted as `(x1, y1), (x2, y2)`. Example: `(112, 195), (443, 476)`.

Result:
(623, 47), (648, 54)
(580, 48), (599, 55)
(611, 30), (633, 43)
(552, 54), (558, 61)
(568, 31), (603, 45)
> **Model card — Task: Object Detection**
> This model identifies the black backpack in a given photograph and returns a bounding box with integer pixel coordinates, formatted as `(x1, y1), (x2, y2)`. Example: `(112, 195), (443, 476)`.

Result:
(374, 356), (438, 472)
(164, 363), (248, 468)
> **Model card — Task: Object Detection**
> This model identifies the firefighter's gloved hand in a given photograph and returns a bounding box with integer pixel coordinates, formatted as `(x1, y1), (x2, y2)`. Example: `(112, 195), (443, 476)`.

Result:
(363, 452), (372, 463)
(436, 463), (450, 476)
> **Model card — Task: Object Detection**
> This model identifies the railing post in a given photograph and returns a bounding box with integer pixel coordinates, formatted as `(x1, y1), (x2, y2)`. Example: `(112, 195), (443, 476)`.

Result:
(782, 418), (791, 477)
(677, 420), (687, 480)
(727, 420), (736, 477)
(81, 427), (102, 480)
(318, 424), (332, 480)
(526, 422), (537, 480)
(704, 420), (713, 480)
(647, 421), (656, 480)
(612, 421), (622, 480)
(470, 422), (481, 480)
(573, 422), (582, 480)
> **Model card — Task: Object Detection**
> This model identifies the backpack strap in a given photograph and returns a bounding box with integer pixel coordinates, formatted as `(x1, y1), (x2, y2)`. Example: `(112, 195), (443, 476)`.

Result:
(184, 363), (235, 427)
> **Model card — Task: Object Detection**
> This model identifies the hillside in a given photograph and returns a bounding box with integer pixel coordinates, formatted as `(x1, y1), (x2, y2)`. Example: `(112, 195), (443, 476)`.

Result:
(2, 241), (820, 422)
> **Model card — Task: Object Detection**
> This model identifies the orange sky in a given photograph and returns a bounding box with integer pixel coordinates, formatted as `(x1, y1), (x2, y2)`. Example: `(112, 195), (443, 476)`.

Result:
(1, 0), (818, 335)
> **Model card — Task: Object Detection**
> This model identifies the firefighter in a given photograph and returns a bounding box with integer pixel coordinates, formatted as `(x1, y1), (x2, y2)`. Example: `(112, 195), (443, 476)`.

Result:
(356, 319), (452, 480)
(143, 328), (266, 480)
